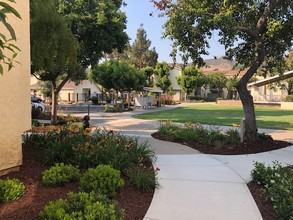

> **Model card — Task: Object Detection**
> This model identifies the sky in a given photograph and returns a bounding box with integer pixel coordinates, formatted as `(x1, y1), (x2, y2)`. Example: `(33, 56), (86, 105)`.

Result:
(122, 0), (226, 63)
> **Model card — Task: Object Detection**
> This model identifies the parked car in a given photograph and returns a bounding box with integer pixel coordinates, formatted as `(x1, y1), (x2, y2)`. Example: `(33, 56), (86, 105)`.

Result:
(31, 95), (43, 103)
(31, 101), (45, 112)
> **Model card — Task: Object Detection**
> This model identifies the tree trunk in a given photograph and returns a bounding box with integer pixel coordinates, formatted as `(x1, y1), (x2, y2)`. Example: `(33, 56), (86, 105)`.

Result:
(128, 92), (131, 109)
(50, 75), (71, 125)
(51, 87), (58, 125)
(236, 81), (258, 141)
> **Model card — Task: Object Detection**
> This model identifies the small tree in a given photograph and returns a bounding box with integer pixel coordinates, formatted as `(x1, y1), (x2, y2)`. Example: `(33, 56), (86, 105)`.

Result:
(226, 76), (239, 100)
(91, 60), (145, 109)
(177, 66), (204, 100)
(155, 61), (171, 93)
(206, 71), (228, 98)
(31, 0), (78, 124)
(141, 66), (155, 87)
(0, 0), (21, 75)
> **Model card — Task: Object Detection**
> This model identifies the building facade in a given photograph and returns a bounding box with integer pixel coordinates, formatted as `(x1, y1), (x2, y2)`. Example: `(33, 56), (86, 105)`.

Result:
(0, 0), (31, 175)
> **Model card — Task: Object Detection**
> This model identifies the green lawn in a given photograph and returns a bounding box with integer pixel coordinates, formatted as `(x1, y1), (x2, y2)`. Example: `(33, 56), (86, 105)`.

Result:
(134, 104), (293, 130)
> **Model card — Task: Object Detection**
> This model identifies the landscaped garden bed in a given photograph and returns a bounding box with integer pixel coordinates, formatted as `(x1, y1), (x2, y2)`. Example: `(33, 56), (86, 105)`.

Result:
(0, 125), (158, 219)
(152, 120), (293, 219)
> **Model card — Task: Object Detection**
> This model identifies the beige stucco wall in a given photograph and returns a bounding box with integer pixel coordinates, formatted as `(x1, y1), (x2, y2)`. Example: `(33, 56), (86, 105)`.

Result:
(0, 0), (30, 175)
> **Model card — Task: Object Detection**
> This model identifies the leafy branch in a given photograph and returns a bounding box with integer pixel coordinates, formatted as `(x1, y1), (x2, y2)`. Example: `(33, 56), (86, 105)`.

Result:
(0, 0), (21, 75)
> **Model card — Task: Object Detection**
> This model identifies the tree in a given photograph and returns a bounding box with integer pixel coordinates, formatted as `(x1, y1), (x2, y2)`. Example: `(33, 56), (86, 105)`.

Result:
(90, 60), (146, 108)
(206, 71), (227, 98)
(58, 0), (129, 68)
(152, 0), (293, 141)
(31, 0), (78, 124)
(226, 76), (240, 100)
(0, 0), (21, 75)
(130, 24), (158, 69)
(141, 66), (155, 87)
(155, 61), (171, 93)
(176, 66), (204, 100)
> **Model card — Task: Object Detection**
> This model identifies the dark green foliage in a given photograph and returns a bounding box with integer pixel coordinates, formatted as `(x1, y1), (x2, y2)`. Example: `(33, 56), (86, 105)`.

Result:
(225, 129), (240, 144)
(39, 192), (124, 220)
(251, 162), (293, 219)
(31, 119), (41, 127)
(177, 66), (206, 97)
(0, 178), (25, 203)
(258, 132), (273, 141)
(158, 121), (240, 147)
(80, 165), (124, 197)
(90, 96), (99, 105)
(129, 24), (158, 69)
(155, 62), (171, 93)
(42, 163), (80, 187)
(23, 125), (156, 171)
(91, 60), (146, 100)
(125, 167), (159, 192)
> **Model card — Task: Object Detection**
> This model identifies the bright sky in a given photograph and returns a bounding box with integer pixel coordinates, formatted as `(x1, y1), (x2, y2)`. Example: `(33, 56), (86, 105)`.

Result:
(122, 0), (226, 63)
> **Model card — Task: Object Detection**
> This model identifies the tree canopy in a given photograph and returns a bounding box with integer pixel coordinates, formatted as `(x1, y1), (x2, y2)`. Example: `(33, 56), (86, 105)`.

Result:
(153, 0), (293, 141)
(129, 24), (158, 69)
(58, 0), (129, 68)
(155, 61), (171, 93)
(177, 66), (204, 98)
(90, 60), (145, 96)
(30, 0), (78, 124)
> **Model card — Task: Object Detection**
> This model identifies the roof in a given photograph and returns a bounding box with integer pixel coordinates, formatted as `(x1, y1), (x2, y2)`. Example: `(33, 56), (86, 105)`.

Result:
(248, 70), (293, 87)
(143, 87), (163, 93)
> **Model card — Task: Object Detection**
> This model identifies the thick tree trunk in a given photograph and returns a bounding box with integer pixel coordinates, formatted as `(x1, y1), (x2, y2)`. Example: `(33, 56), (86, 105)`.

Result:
(236, 81), (258, 141)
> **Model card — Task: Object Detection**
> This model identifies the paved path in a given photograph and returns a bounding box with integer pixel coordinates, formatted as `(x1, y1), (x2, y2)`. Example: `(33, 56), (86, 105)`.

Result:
(81, 103), (293, 220)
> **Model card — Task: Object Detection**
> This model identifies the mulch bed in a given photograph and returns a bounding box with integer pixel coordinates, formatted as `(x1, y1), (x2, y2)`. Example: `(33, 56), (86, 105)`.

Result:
(0, 146), (153, 220)
(152, 132), (293, 220)
(151, 132), (292, 155)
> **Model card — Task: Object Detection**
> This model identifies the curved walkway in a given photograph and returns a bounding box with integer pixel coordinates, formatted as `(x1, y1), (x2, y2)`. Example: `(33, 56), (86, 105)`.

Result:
(85, 104), (293, 220)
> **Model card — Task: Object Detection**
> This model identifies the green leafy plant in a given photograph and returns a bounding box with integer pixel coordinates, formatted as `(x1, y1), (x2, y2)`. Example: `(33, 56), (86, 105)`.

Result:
(42, 163), (80, 187)
(80, 165), (124, 197)
(258, 132), (273, 141)
(251, 162), (293, 219)
(225, 128), (240, 144)
(125, 167), (159, 192)
(39, 192), (124, 220)
(0, 178), (25, 203)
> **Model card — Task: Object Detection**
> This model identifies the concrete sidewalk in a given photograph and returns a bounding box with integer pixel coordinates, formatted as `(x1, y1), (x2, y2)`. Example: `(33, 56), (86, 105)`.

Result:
(85, 105), (293, 220)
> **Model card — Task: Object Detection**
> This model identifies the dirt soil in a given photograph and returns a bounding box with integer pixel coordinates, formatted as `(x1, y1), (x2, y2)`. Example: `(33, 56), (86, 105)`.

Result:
(152, 132), (293, 220)
(0, 146), (154, 220)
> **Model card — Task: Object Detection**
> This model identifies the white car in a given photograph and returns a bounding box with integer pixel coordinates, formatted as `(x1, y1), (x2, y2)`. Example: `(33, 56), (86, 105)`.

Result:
(31, 101), (45, 112)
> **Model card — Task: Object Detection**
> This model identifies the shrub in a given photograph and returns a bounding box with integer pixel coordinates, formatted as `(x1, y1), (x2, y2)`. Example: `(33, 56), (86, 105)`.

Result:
(225, 128), (240, 144)
(125, 167), (159, 192)
(258, 132), (273, 140)
(91, 96), (99, 105)
(42, 163), (80, 187)
(251, 162), (293, 219)
(0, 178), (25, 203)
(80, 165), (124, 197)
(285, 95), (293, 102)
(32, 119), (41, 127)
(39, 192), (124, 220)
